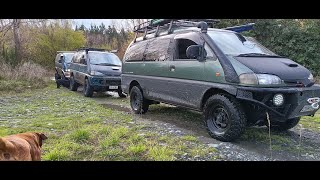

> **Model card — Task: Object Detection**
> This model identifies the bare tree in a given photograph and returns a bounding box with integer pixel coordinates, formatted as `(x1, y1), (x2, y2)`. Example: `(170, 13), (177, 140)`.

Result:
(13, 19), (22, 64)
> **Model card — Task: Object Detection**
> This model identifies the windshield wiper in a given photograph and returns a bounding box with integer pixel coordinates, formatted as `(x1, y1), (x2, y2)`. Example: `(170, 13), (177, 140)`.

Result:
(237, 53), (283, 58)
(92, 63), (120, 66)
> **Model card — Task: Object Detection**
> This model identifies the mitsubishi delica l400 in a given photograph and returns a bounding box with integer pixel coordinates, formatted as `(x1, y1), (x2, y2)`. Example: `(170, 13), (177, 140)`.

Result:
(69, 48), (126, 98)
(121, 19), (320, 141)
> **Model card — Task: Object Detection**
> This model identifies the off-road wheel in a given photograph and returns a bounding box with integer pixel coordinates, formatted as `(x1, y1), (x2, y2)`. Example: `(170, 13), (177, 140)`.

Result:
(83, 78), (94, 97)
(203, 94), (247, 142)
(69, 75), (79, 91)
(130, 86), (149, 114)
(55, 73), (61, 89)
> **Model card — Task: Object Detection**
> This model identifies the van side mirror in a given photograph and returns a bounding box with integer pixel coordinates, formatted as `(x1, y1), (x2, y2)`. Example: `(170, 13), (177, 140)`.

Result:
(186, 45), (206, 61)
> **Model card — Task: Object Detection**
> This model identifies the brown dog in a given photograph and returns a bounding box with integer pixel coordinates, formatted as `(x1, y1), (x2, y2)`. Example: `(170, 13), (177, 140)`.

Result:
(0, 132), (47, 161)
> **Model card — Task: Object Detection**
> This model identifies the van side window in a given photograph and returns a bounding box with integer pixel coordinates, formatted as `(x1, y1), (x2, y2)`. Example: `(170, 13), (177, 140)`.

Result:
(55, 54), (60, 62)
(204, 43), (217, 60)
(175, 39), (198, 60)
(144, 37), (173, 61)
(79, 52), (86, 65)
(124, 40), (149, 62)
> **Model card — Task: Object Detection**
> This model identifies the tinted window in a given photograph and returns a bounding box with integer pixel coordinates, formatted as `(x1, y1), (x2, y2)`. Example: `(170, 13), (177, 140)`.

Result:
(124, 40), (149, 61)
(175, 39), (197, 60)
(208, 31), (276, 56)
(144, 37), (173, 61)
(88, 52), (122, 66)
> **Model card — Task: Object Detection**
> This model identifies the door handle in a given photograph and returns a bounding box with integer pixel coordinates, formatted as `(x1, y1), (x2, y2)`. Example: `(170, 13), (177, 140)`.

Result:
(169, 65), (175, 72)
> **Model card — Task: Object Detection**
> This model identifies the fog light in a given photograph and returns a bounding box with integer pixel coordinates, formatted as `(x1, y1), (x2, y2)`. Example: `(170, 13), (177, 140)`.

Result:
(273, 94), (284, 106)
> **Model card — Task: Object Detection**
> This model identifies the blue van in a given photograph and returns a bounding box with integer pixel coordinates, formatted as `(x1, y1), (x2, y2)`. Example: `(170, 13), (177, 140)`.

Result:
(68, 48), (125, 97)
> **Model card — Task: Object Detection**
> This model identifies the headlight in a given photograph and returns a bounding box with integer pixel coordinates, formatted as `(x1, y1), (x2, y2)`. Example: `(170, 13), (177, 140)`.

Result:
(239, 73), (258, 85)
(308, 73), (314, 82)
(239, 73), (282, 85)
(256, 74), (282, 85)
(90, 71), (104, 76)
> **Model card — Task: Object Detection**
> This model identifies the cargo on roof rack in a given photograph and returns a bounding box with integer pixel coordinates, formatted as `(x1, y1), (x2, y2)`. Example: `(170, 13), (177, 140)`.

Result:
(223, 23), (255, 33)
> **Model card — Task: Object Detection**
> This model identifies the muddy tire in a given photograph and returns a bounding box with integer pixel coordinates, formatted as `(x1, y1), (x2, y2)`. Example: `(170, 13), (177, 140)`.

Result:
(203, 94), (247, 142)
(268, 117), (301, 131)
(118, 89), (127, 98)
(69, 75), (79, 91)
(83, 78), (94, 97)
(130, 86), (149, 114)
(55, 72), (61, 89)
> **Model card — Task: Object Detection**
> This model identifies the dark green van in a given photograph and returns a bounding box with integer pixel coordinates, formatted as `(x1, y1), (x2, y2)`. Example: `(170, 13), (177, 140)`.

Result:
(121, 20), (320, 141)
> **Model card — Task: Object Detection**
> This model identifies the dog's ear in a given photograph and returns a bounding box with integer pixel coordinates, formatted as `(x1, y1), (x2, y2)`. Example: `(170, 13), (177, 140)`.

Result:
(0, 138), (6, 149)
(35, 133), (48, 147)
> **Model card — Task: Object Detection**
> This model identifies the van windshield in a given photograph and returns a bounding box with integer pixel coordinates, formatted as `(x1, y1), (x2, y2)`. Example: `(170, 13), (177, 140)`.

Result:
(207, 31), (277, 56)
(88, 52), (122, 66)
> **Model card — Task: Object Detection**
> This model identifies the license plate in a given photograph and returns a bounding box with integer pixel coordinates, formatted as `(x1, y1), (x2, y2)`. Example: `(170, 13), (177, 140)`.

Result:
(109, 86), (118, 90)
(300, 105), (316, 112)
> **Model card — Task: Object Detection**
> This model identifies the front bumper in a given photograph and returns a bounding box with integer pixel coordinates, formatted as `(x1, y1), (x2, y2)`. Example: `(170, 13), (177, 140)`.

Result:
(88, 76), (121, 91)
(236, 84), (320, 119)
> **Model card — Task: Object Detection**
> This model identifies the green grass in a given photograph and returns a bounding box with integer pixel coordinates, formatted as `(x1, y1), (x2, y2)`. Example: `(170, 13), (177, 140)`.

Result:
(0, 80), (47, 92)
(0, 82), (219, 161)
(70, 129), (91, 143)
(148, 146), (175, 161)
(300, 112), (320, 132)
(181, 135), (198, 142)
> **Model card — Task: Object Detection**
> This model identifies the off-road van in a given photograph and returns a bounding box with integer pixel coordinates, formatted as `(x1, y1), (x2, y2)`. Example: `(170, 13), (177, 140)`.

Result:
(121, 19), (320, 142)
(69, 48), (126, 97)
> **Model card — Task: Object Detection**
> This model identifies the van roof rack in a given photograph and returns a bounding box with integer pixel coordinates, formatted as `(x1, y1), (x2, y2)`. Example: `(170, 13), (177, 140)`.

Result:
(76, 47), (107, 52)
(132, 19), (255, 42)
(133, 19), (220, 42)
(57, 51), (76, 53)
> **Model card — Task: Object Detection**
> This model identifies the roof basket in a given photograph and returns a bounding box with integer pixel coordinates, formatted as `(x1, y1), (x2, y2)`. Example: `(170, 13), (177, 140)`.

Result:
(133, 19), (220, 42)
(76, 47), (107, 53)
(132, 19), (255, 43)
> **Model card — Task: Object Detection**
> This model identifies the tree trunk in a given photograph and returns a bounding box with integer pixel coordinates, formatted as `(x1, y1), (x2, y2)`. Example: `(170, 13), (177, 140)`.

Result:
(13, 19), (21, 65)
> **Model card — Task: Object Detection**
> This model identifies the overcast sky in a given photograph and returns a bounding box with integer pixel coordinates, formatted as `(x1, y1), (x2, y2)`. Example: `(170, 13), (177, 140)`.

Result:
(72, 19), (114, 28)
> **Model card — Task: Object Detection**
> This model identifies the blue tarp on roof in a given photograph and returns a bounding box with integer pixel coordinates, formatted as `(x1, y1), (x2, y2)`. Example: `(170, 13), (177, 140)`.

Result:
(224, 23), (255, 33)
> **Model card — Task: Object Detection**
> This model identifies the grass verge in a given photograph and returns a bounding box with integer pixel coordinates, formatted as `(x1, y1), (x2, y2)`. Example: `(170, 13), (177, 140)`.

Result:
(0, 83), (218, 161)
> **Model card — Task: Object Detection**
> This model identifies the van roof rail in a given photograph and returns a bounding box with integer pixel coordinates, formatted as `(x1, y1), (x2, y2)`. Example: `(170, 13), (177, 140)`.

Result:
(133, 19), (220, 33)
(57, 51), (76, 53)
(133, 19), (220, 42)
(76, 47), (107, 52)
(132, 19), (255, 42)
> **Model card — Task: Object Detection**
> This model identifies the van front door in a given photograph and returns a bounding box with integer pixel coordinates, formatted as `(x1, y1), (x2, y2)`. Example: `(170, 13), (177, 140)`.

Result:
(75, 52), (87, 85)
(167, 33), (206, 109)
(139, 36), (174, 102)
